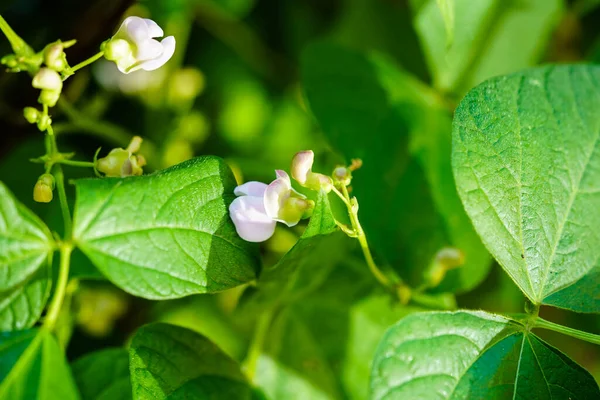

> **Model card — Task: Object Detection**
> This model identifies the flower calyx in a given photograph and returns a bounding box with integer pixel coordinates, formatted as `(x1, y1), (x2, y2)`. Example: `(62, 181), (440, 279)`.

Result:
(96, 136), (146, 177)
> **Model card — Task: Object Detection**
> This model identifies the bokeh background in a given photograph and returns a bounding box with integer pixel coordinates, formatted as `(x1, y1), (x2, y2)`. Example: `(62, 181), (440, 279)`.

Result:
(1, 0), (599, 394)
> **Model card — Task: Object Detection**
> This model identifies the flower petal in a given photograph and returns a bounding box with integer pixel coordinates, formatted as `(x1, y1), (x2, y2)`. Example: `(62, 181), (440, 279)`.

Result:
(264, 172), (292, 220)
(139, 36), (176, 71)
(291, 150), (314, 184)
(229, 196), (276, 242)
(124, 16), (150, 44)
(234, 181), (268, 197)
(135, 38), (164, 61)
(143, 18), (164, 38)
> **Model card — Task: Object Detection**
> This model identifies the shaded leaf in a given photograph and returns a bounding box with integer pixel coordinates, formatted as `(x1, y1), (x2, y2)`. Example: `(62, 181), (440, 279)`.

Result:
(0, 182), (53, 330)
(129, 323), (251, 399)
(72, 348), (131, 400)
(453, 65), (600, 311)
(0, 329), (79, 399)
(72, 156), (258, 300)
(301, 42), (490, 292)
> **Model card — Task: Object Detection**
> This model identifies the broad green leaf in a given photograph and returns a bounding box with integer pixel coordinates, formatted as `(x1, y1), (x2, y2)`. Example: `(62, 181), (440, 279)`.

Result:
(301, 42), (490, 292)
(342, 296), (421, 400)
(240, 192), (349, 311)
(0, 182), (53, 330)
(255, 309), (341, 400)
(72, 348), (131, 400)
(453, 65), (600, 311)
(412, 0), (562, 94)
(129, 322), (251, 399)
(370, 311), (600, 399)
(72, 156), (258, 300)
(0, 329), (79, 399)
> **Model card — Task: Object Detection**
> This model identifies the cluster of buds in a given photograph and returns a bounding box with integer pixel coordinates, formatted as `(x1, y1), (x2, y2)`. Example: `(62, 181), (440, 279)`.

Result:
(103, 17), (175, 74)
(229, 150), (333, 242)
(97, 136), (146, 177)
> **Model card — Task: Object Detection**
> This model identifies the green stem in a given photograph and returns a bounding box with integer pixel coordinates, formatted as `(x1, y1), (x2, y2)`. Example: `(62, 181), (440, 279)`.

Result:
(0, 14), (32, 56)
(59, 159), (95, 168)
(340, 184), (393, 289)
(533, 317), (600, 346)
(43, 243), (73, 332)
(53, 165), (72, 240)
(244, 310), (273, 382)
(65, 51), (104, 75)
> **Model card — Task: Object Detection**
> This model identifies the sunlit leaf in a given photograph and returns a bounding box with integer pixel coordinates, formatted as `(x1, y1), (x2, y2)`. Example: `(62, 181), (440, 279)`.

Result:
(453, 65), (600, 311)
(72, 157), (259, 300)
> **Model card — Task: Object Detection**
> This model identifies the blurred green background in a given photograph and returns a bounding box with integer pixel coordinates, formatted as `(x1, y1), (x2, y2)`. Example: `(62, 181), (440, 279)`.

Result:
(1, 0), (599, 395)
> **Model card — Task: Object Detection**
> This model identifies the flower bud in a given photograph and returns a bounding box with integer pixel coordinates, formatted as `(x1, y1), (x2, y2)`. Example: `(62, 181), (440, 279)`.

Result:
(291, 150), (333, 193)
(32, 68), (63, 91)
(37, 114), (52, 131)
(103, 38), (133, 62)
(424, 247), (465, 288)
(33, 174), (55, 203)
(44, 43), (67, 71)
(23, 107), (40, 124)
(38, 89), (61, 107)
(97, 137), (145, 177)
(333, 166), (352, 186)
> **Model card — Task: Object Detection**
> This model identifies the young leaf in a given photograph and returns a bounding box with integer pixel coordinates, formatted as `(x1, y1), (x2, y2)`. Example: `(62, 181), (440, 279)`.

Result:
(129, 322), (252, 399)
(301, 42), (490, 292)
(453, 65), (600, 311)
(412, 0), (562, 94)
(0, 182), (53, 330)
(72, 348), (131, 400)
(370, 311), (600, 399)
(0, 329), (79, 399)
(72, 156), (258, 300)
(240, 192), (349, 311)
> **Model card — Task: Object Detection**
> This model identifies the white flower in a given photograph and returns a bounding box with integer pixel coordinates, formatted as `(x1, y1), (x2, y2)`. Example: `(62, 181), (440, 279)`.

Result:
(229, 171), (314, 243)
(264, 170), (312, 227)
(104, 16), (175, 74)
(229, 182), (276, 243)
(291, 150), (333, 192)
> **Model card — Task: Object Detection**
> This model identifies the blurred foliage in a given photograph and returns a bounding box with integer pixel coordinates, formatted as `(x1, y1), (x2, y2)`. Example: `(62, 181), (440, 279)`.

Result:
(1, 0), (600, 397)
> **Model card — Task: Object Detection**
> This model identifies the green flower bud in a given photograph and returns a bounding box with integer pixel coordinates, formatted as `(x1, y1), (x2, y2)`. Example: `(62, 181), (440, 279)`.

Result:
(38, 89), (61, 107)
(32, 68), (63, 91)
(44, 43), (67, 71)
(103, 39), (132, 62)
(37, 114), (52, 131)
(33, 174), (55, 203)
(23, 107), (40, 124)
(97, 137), (146, 177)
(1, 54), (18, 69)
(424, 247), (465, 288)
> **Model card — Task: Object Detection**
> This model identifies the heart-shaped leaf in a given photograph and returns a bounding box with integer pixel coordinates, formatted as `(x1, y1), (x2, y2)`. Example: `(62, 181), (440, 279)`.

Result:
(370, 311), (600, 399)
(0, 182), (53, 330)
(72, 348), (131, 400)
(453, 65), (600, 311)
(0, 329), (79, 399)
(72, 156), (259, 300)
(129, 323), (251, 399)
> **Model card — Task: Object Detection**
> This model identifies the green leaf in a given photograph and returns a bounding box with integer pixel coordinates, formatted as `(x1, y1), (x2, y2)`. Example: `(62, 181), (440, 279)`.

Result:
(0, 182), (53, 330)
(436, 0), (455, 47)
(129, 322), (251, 399)
(0, 329), (79, 399)
(412, 0), (563, 94)
(453, 65), (600, 311)
(255, 309), (341, 400)
(370, 311), (600, 399)
(301, 42), (490, 292)
(72, 156), (258, 300)
(72, 348), (131, 400)
(342, 296), (421, 400)
(240, 192), (349, 311)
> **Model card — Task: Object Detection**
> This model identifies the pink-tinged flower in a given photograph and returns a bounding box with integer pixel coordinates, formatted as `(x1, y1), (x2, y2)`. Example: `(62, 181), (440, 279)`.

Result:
(229, 182), (276, 242)
(291, 150), (333, 192)
(264, 170), (313, 227)
(104, 17), (175, 74)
